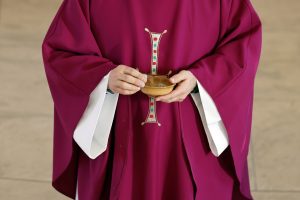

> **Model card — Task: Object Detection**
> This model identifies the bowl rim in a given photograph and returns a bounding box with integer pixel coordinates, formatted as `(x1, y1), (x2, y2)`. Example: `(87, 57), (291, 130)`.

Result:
(146, 73), (168, 76)
(143, 83), (176, 89)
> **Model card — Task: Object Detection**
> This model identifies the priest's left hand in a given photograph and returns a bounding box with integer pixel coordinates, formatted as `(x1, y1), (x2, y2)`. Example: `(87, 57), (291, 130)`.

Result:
(155, 70), (197, 103)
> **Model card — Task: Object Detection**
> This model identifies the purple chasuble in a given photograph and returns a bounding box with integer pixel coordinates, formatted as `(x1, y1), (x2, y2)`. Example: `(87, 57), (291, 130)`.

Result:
(41, 0), (262, 199)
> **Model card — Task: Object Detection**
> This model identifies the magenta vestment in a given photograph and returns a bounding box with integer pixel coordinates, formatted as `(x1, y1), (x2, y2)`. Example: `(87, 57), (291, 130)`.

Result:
(42, 0), (262, 199)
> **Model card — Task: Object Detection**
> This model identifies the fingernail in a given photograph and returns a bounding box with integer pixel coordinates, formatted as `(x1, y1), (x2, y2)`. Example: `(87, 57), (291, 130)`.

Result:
(143, 75), (148, 82)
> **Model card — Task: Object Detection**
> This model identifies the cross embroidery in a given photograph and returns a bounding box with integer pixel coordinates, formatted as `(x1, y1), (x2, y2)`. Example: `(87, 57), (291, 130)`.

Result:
(141, 28), (167, 126)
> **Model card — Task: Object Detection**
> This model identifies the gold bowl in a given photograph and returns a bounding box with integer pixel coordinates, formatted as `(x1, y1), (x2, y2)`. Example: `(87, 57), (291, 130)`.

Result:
(141, 74), (176, 97)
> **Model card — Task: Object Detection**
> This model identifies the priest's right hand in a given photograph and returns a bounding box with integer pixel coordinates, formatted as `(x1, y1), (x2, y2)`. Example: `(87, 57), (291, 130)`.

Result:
(108, 65), (148, 95)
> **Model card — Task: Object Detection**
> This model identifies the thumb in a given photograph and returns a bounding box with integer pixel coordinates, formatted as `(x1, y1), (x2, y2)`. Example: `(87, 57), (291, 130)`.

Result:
(170, 71), (186, 84)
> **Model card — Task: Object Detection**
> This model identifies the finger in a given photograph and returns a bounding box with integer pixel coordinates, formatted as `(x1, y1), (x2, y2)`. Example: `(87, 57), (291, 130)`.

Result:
(160, 92), (188, 103)
(169, 71), (187, 84)
(158, 96), (176, 103)
(158, 94), (185, 103)
(156, 84), (185, 102)
(118, 73), (145, 88)
(117, 80), (141, 91)
(124, 67), (147, 83)
(115, 87), (137, 95)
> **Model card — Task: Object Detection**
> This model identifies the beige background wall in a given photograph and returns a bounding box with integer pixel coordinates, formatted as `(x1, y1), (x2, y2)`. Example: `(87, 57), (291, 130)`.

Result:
(0, 0), (299, 199)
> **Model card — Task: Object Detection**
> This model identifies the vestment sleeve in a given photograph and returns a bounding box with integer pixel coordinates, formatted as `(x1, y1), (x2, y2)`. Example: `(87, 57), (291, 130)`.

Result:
(187, 0), (262, 179)
(188, 0), (262, 99)
(73, 71), (119, 159)
(41, 0), (118, 195)
(190, 81), (229, 157)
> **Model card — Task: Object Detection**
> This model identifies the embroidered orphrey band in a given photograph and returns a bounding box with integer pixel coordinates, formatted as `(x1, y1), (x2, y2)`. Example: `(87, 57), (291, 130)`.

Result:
(141, 28), (167, 126)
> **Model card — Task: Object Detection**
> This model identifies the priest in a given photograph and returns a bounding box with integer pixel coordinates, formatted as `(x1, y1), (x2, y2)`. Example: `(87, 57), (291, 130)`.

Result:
(42, 0), (262, 199)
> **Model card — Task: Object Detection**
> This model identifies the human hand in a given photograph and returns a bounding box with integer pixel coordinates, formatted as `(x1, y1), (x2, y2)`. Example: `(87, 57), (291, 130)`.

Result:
(155, 70), (197, 103)
(108, 65), (147, 95)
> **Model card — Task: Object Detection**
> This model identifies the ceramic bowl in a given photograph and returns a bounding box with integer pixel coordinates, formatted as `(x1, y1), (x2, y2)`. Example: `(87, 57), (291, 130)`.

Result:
(141, 74), (176, 97)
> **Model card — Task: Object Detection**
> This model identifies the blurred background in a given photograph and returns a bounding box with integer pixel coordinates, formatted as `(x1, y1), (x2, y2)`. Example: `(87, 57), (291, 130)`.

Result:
(0, 0), (299, 199)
